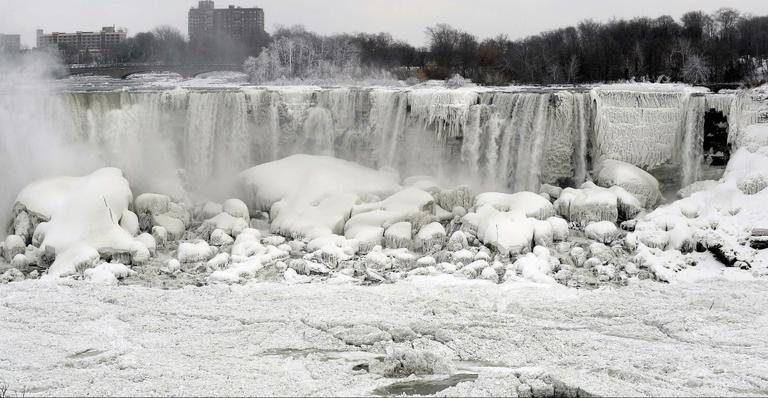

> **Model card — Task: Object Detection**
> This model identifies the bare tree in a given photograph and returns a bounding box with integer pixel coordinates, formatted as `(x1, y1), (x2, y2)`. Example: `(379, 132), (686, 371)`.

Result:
(682, 54), (710, 83)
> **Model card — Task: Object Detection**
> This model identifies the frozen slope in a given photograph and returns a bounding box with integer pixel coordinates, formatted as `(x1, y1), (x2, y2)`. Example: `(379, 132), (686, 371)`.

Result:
(1, 275), (767, 396)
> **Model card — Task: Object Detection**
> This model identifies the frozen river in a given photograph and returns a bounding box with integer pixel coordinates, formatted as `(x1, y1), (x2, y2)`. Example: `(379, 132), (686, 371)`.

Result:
(2, 261), (767, 397)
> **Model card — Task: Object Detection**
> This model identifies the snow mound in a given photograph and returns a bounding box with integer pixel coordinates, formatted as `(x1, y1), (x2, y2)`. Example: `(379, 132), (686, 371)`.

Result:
(237, 155), (401, 240)
(636, 122), (768, 279)
(13, 168), (136, 270)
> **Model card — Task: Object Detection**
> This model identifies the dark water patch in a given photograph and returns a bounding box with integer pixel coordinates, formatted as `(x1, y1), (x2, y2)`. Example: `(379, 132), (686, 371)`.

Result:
(371, 373), (478, 396)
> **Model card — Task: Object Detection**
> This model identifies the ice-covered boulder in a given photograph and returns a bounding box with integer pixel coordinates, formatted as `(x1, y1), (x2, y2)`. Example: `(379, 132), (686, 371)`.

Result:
(384, 222), (412, 249)
(14, 168), (136, 269)
(200, 212), (249, 237)
(84, 262), (133, 285)
(470, 205), (535, 256)
(533, 220), (554, 247)
(346, 187), (435, 249)
(595, 159), (661, 208)
(475, 192), (555, 220)
(737, 173), (768, 195)
(3, 235), (25, 262)
(237, 155), (401, 240)
(178, 240), (215, 263)
(120, 210), (139, 236)
(508, 252), (556, 284)
(433, 185), (473, 211)
(135, 233), (156, 255)
(585, 221), (622, 244)
(547, 217), (569, 241)
(222, 198), (249, 220)
(210, 229), (234, 246)
(134, 193), (189, 240)
(554, 187), (618, 226)
(415, 222), (446, 251)
(539, 184), (563, 200)
(45, 244), (101, 278)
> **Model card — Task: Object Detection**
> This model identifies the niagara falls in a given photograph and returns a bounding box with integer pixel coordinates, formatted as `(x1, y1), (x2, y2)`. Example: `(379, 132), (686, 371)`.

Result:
(2, 1), (768, 396)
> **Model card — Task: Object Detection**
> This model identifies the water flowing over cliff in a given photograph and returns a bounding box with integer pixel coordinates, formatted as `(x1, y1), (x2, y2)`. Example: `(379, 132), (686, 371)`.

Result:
(31, 84), (761, 198)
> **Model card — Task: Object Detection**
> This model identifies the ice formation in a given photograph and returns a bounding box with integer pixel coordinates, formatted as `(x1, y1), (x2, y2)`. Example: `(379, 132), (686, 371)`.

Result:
(2, 82), (767, 290)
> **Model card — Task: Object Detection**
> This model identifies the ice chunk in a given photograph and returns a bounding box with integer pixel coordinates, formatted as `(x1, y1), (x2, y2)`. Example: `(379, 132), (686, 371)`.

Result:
(119, 210), (139, 236)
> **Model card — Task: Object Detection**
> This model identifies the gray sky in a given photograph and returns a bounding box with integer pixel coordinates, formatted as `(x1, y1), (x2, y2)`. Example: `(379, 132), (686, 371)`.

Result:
(2, 0), (768, 48)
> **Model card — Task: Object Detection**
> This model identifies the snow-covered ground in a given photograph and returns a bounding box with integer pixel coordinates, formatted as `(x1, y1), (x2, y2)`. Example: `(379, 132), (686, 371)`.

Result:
(1, 263), (767, 397)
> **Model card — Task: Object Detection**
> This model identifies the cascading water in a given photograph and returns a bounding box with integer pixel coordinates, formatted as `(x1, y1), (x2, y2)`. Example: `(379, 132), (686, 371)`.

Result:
(26, 83), (761, 205)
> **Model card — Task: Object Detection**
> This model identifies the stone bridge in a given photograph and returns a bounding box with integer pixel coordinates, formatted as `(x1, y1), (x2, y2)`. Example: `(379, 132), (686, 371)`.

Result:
(67, 64), (244, 79)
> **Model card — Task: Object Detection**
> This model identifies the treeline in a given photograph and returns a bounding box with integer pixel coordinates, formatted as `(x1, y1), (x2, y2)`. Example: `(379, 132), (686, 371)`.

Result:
(243, 26), (423, 82)
(244, 8), (768, 85)
(94, 7), (768, 84)
(421, 8), (768, 85)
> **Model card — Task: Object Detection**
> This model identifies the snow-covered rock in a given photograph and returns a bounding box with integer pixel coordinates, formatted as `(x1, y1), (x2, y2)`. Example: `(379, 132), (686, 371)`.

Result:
(595, 159), (661, 208)
(554, 187), (618, 226)
(120, 210), (139, 236)
(384, 222), (412, 249)
(210, 229), (234, 246)
(585, 221), (622, 244)
(14, 168), (135, 261)
(346, 187), (434, 248)
(475, 191), (555, 220)
(237, 155), (400, 240)
(470, 205), (535, 256)
(84, 262), (132, 285)
(178, 240), (214, 263)
(3, 235), (25, 262)
(415, 222), (446, 251)
(222, 198), (249, 220)
(547, 217), (569, 241)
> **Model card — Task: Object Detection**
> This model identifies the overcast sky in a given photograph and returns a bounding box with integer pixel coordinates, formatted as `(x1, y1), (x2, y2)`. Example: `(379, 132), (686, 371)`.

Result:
(3, 0), (768, 48)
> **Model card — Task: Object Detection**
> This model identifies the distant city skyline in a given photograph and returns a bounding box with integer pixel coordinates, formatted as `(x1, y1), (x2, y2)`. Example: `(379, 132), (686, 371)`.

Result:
(3, 0), (768, 48)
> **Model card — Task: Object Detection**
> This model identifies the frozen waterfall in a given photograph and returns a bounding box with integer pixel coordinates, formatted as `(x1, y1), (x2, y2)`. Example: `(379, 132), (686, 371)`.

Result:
(38, 84), (760, 199)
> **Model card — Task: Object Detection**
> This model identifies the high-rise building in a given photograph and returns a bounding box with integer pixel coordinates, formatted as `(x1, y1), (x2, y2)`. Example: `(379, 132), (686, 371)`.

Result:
(188, 1), (265, 45)
(37, 27), (126, 51)
(36, 27), (126, 63)
(0, 34), (21, 53)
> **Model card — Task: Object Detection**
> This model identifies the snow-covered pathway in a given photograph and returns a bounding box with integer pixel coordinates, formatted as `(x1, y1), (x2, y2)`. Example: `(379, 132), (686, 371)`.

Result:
(2, 273), (768, 397)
